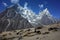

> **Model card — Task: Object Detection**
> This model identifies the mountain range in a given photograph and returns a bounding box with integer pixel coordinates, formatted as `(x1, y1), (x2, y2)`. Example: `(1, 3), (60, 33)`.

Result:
(0, 4), (58, 32)
(12, 4), (57, 26)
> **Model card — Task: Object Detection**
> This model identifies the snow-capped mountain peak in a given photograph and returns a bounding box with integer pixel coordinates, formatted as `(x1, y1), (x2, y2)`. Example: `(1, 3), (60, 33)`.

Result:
(38, 8), (53, 20)
(39, 8), (52, 17)
(5, 4), (57, 27)
(35, 8), (57, 25)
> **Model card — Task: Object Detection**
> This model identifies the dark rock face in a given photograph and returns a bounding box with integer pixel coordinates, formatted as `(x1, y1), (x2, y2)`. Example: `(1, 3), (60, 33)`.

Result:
(0, 5), (33, 32)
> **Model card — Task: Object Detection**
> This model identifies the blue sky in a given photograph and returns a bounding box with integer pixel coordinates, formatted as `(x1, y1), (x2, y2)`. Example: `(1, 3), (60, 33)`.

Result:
(0, 0), (60, 18)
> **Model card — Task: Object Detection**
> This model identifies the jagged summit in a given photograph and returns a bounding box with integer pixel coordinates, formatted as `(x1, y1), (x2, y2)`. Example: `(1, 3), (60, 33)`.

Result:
(39, 8), (52, 17)
(37, 8), (57, 25)
(0, 4), (57, 29)
(44, 8), (48, 12)
(29, 8), (57, 26)
(7, 4), (57, 26)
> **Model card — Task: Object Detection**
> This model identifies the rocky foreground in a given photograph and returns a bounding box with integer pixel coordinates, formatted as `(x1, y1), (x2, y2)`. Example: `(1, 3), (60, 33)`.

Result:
(0, 23), (60, 40)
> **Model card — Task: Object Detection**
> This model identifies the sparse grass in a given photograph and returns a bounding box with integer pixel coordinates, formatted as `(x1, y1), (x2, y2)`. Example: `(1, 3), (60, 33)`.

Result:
(42, 32), (49, 35)
(9, 33), (12, 35)
(2, 34), (7, 37)
(36, 31), (41, 34)
(36, 27), (43, 29)
(36, 37), (39, 39)
(48, 28), (53, 31)
(13, 30), (17, 32)
(2, 38), (8, 40)
(16, 32), (20, 35)
(26, 29), (31, 31)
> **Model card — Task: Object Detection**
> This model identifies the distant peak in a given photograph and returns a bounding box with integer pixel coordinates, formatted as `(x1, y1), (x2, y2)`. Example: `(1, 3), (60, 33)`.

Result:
(42, 8), (50, 15)
(39, 8), (53, 18)
(44, 8), (48, 12)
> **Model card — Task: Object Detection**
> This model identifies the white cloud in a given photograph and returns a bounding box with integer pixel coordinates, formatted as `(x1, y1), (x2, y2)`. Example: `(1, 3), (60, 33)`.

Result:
(39, 4), (44, 8)
(24, 2), (28, 9)
(11, 0), (19, 4)
(3, 2), (8, 7)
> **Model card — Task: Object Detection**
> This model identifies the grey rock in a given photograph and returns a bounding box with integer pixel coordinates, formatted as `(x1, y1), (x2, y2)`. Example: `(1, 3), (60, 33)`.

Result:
(0, 4), (33, 32)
